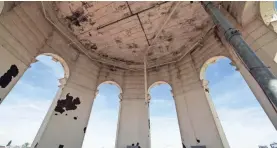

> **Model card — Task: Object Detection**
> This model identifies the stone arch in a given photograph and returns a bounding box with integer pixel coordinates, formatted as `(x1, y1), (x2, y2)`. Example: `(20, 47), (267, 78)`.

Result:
(199, 55), (235, 148)
(147, 80), (182, 147)
(148, 81), (172, 92)
(148, 81), (173, 102)
(39, 53), (70, 80)
(94, 80), (123, 103)
(83, 80), (122, 148)
(200, 56), (233, 81)
(0, 52), (69, 147)
(199, 54), (277, 147)
(0, 52), (70, 104)
(97, 80), (122, 94)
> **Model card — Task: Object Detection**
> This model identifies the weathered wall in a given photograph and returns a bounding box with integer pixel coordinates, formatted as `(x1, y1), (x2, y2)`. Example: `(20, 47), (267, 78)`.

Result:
(0, 2), (93, 148)
(146, 34), (228, 148)
(0, 2), (229, 147)
(1, 1), (277, 148)
(0, 2), (79, 103)
(34, 54), (100, 148)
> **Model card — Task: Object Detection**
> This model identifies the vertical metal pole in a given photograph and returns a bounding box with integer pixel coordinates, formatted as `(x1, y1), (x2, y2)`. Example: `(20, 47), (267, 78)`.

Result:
(144, 55), (148, 102)
(201, 1), (277, 109)
(144, 55), (151, 148)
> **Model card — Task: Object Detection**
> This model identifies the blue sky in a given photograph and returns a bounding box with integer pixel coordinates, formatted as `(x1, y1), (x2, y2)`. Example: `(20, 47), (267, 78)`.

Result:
(0, 55), (276, 148)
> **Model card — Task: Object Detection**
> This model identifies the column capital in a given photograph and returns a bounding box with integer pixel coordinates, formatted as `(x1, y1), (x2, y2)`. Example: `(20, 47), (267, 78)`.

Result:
(58, 78), (67, 88)
(202, 79), (209, 87)
(119, 93), (123, 102)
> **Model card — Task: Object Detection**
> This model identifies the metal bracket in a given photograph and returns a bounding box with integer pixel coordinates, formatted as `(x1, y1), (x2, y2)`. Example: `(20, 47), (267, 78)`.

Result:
(224, 28), (241, 42)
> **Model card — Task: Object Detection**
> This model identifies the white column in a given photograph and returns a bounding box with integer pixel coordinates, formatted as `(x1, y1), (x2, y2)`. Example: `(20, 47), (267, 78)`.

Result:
(173, 83), (224, 148)
(0, 45), (32, 104)
(34, 55), (99, 148)
(116, 98), (149, 148)
(116, 78), (150, 148)
(31, 78), (66, 148)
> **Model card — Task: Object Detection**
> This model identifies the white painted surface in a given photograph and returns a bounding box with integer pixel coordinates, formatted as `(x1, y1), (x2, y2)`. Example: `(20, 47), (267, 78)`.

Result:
(0, 45), (30, 104)
(174, 84), (224, 148)
(116, 99), (149, 148)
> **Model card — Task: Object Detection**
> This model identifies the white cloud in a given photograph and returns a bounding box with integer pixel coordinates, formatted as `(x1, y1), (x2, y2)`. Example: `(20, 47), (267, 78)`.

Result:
(149, 93), (182, 148)
(150, 117), (182, 148)
(208, 71), (277, 148)
(218, 107), (277, 148)
(0, 95), (51, 146)
(82, 93), (119, 148)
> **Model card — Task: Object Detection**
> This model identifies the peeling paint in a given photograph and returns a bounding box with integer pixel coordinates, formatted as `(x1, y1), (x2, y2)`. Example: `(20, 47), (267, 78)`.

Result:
(148, 52), (153, 56)
(80, 39), (98, 50)
(84, 127), (87, 133)
(116, 4), (127, 11)
(127, 43), (139, 49)
(0, 65), (19, 88)
(55, 2), (212, 68)
(34, 143), (38, 148)
(82, 1), (93, 9)
(54, 93), (81, 114)
(136, 142), (141, 148)
(114, 37), (122, 44)
(65, 7), (86, 27)
(129, 142), (141, 148)
(148, 119), (150, 129)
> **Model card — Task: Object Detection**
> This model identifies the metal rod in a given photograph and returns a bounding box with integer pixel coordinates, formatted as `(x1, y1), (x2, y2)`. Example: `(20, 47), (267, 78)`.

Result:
(202, 1), (277, 109)
(144, 55), (148, 102)
(144, 1), (182, 55)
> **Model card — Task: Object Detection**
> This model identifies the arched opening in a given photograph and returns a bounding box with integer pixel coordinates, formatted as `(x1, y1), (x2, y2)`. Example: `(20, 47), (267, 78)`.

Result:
(0, 54), (68, 147)
(148, 81), (182, 148)
(200, 56), (277, 147)
(82, 81), (121, 148)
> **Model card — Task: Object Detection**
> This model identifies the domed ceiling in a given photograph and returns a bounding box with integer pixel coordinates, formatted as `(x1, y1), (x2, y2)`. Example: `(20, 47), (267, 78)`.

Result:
(49, 1), (215, 70)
